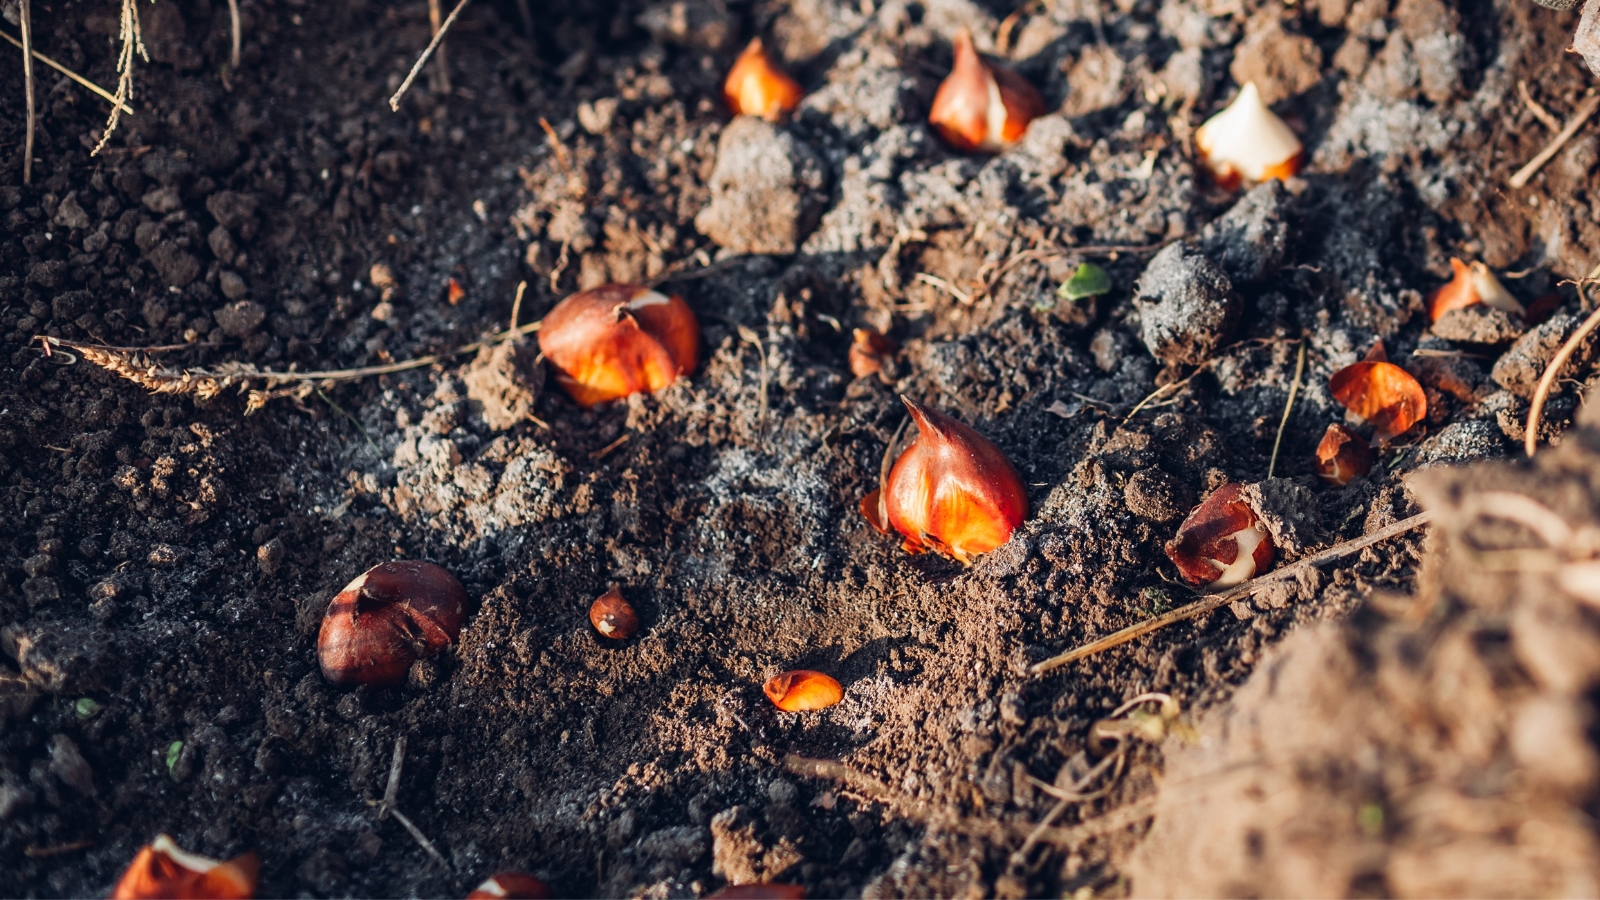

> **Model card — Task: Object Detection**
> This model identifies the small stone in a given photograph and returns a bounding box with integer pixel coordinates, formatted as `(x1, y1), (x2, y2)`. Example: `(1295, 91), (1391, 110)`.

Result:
(1430, 305), (1524, 344)
(578, 98), (619, 135)
(214, 300), (267, 338)
(147, 243), (200, 288)
(257, 538), (285, 576)
(208, 226), (238, 264)
(1239, 478), (1328, 556)
(219, 270), (249, 301)
(141, 186), (183, 215)
(48, 734), (94, 795)
(463, 339), (544, 431)
(1511, 696), (1598, 792)
(1228, 20), (1324, 105)
(639, 825), (710, 863)
(52, 192), (90, 230)
(1124, 469), (1188, 522)
(694, 117), (828, 256)
(206, 190), (259, 230)
(1136, 242), (1241, 366)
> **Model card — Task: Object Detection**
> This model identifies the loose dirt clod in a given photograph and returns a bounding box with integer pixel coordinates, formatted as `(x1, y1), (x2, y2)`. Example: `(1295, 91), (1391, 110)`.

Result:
(1136, 243), (1241, 366)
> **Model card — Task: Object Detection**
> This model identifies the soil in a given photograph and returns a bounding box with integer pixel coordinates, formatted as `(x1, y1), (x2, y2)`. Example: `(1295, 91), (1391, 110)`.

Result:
(0, 0), (1597, 897)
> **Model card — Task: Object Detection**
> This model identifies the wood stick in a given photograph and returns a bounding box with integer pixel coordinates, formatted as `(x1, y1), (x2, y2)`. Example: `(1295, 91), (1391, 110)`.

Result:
(0, 28), (135, 114)
(1029, 511), (1435, 675)
(1510, 94), (1600, 189)
(389, 0), (470, 111)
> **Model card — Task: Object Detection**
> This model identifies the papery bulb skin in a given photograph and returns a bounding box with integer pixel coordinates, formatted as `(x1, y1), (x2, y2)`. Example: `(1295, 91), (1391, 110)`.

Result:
(876, 396), (1028, 565)
(724, 38), (804, 122)
(1315, 423), (1375, 486)
(1329, 361), (1428, 442)
(111, 834), (259, 900)
(764, 670), (844, 711)
(1193, 82), (1303, 189)
(928, 28), (1045, 153)
(317, 561), (468, 688)
(1164, 483), (1275, 589)
(589, 585), (639, 640)
(538, 283), (700, 407)
(466, 873), (553, 900)
(1428, 257), (1523, 321)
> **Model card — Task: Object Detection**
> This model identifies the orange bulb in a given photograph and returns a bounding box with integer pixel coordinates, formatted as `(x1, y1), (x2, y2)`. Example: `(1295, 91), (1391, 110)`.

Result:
(862, 396), (1028, 564)
(466, 873), (553, 899)
(1315, 423), (1374, 486)
(1329, 360), (1427, 442)
(589, 585), (639, 640)
(111, 835), (259, 900)
(848, 327), (897, 378)
(1427, 257), (1524, 322)
(928, 28), (1045, 153)
(724, 38), (804, 122)
(537, 283), (700, 407)
(1164, 483), (1275, 589)
(764, 670), (843, 712)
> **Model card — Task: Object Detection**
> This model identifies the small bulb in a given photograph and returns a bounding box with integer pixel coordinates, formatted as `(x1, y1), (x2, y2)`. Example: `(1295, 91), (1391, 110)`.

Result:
(928, 28), (1046, 153)
(317, 561), (468, 688)
(447, 277), (466, 306)
(466, 873), (553, 899)
(863, 396), (1028, 565)
(1428, 257), (1524, 321)
(1329, 360), (1428, 442)
(111, 834), (259, 900)
(724, 38), (804, 122)
(1193, 82), (1303, 190)
(1164, 483), (1275, 589)
(1315, 423), (1374, 486)
(848, 328), (897, 378)
(764, 670), (844, 712)
(589, 585), (639, 640)
(537, 283), (700, 407)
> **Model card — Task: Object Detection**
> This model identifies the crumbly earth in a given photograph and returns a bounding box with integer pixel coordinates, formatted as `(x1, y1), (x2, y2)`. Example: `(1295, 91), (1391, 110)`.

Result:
(0, 0), (1596, 897)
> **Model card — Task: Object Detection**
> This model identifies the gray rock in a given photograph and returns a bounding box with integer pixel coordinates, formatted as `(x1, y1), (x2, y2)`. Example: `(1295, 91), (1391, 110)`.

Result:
(1430, 304), (1525, 344)
(52, 192), (90, 230)
(219, 270), (249, 301)
(639, 824), (710, 863)
(1136, 242), (1241, 366)
(1411, 419), (1506, 468)
(1492, 314), (1596, 398)
(141, 186), (183, 215)
(214, 300), (267, 338)
(47, 734), (94, 795)
(1240, 478), (1328, 556)
(1199, 181), (1294, 286)
(695, 117), (828, 256)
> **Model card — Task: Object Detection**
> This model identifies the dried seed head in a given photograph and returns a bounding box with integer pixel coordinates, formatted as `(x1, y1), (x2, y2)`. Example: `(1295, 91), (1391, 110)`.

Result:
(764, 670), (843, 711)
(1193, 82), (1303, 189)
(467, 873), (553, 899)
(1329, 360), (1427, 442)
(317, 561), (468, 688)
(1315, 423), (1374, 486)
(724, 38), (804, 122)
(1164, 483), (1275, 589)
(537, 283), (700, 407)
(111, 834), (259, 900)
(848, 328), (897, 378)
(866, 396), (1028, 565)
(1428, 257), (1524, 321)
(928, 28), (1045, 153)
(589, 585), (639, 640)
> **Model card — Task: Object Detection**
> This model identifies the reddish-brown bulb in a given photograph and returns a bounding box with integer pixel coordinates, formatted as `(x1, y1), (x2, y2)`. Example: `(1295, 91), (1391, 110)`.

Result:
(537, 283), (700, 407)
(708, 884), (808, 899)
(928, 28), (1045, 153)
(317, 561), (467, 688)
(112, 834), (259, 900)
(862, 396), (1028, 565)
(848, 328), (897, 378)
(724, 38), (804, 122)
(589, 585), (639, 640)
(764, 670), (844, 712)
(1164, 484), (1275, 589)
(466, 873), (553, 899)
(1315, 423), (1374, 486)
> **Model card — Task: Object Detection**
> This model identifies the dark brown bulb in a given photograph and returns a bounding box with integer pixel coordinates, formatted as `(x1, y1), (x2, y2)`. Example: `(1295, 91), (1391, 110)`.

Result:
(317, 561), (467, 687)
(589, 585), (639, 640)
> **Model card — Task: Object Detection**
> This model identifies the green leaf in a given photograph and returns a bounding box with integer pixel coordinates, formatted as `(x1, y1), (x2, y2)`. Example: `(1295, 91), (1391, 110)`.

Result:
(165, 741), (183, 776)
(74, 698), (101, 719)
(1057, 263), (1113, 302)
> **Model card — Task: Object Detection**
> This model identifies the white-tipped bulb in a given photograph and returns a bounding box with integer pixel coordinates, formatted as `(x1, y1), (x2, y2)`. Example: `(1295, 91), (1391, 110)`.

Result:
(1193, 82), (1303, 189)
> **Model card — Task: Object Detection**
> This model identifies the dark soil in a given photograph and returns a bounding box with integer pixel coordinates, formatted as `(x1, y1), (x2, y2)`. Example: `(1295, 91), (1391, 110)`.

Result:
(0, 0), (1597, 896)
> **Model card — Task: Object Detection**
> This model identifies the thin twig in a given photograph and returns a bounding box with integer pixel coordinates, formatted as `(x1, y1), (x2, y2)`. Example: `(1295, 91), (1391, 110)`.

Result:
(226, 0), (241, 69)
(0, 29), (134, 114)
(20, 0), (34, 185)
(1526, 263), (1600, 457)
(1267, 340), (1306, 478)
(508, 280), (526, 335)
(588, 433), (631, 461)
(1029, 511), (1436, 675)
(1510, 94), (1600, 189)
(426, 0), (451, 95)
(389, 809), (448, 867)
(1519, 80), (1562, 131)
(389, 0), (470, 111)
(379, 735), (405, 820)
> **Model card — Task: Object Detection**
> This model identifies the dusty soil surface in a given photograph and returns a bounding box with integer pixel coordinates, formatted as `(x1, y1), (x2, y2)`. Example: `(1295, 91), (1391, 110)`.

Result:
(0, 0), (1597, 896)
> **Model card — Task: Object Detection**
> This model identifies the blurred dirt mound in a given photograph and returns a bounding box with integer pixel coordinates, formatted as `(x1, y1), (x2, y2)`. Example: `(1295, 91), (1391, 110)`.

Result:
(1128, 406), (1600, 898)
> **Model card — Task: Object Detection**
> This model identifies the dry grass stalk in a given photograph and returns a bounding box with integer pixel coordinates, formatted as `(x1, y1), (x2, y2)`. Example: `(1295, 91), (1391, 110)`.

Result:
(389, 0), (470, 112)
(92, 0), (147, 156)
(0, 29), (134, 114)
(1267, 339), (1306, 478)
(227, 0), (240, 69)
(1525, 262), (1600, 456)
(20, 0), (33, 184)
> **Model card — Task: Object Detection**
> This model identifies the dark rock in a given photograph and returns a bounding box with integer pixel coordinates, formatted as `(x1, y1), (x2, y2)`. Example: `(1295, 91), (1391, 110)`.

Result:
(1430, 305), (1525, 344)
(206, 191), (258, 230)
(26, 260), (66, 289)
(52, 192), (90, 230)
(214, 300), (267, 338)
(208, 225), (237, 264)
(695, 117), (827, 256)
(47, 734), (94, 795)
(639, 825), (710, 863)
(147, 243), (201, 288)
(1200, 180), (1294, 286)
(219, 270), (249, 302)
(141, 186), (183, 215)
(1136, 242), (1241, 366)
(1492, 314), (1596, 398)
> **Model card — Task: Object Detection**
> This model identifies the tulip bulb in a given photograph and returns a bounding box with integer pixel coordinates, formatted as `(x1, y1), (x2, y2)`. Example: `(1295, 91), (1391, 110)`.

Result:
(764, 670), (844, 712)
(724, 38), (804, 122)
(1428, 257), (1524, 321)
(1193, 82), (1303, 189)
(929, 27), (1046, 153)
(538, 283), (700, 407)
(317, 561), (468, 688)
(1329, 360), (1427, 442)
(1315, 423), (1374, 486)
(862, 396), (1028, 565)
(112, 834), (259, 900)
(589, 585), (639, 640)
(467, 873), (553, 899)
(848, 327), (897, 378)
(1164, 483), (1275, 589)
